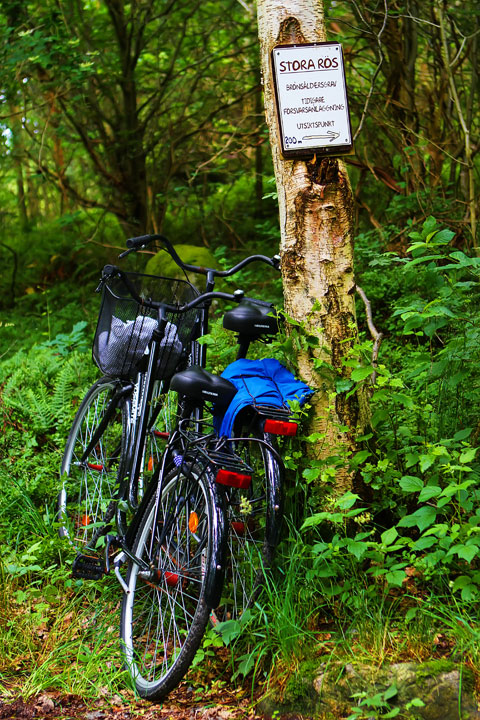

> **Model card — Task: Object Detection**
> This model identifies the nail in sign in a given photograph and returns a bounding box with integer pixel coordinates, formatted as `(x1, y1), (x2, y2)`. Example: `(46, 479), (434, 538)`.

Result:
(271, 43), (353, 157)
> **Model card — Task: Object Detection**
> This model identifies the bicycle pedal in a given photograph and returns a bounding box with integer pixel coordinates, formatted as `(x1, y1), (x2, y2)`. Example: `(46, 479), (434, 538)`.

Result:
(72, 553), (106, 580)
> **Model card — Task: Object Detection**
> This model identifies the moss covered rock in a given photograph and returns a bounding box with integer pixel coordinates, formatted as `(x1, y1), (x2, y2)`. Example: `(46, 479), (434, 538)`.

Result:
(145, 244), (217, 280)
(258, 661), (480, 720)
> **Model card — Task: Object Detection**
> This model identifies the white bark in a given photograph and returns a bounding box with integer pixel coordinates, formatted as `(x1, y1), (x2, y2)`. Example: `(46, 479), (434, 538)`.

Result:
(257, 0), (367, 491)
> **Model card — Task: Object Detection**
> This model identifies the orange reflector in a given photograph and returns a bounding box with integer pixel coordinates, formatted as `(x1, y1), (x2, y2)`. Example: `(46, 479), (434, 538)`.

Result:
(87, 463), (104, 471)
(264, 418), (298, 436)
(188, 512), (199, 533)
(216, 469), (252, 489)
(81, 514), (90, 526)
(164, 572), (179, 587)
(153, 430), (169, 439)
(148, 456), (154, 472)
(231, 521), (246, 534)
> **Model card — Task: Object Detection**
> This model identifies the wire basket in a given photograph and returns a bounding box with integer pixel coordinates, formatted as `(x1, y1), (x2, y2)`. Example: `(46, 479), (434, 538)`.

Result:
(92, 271), (200, 380)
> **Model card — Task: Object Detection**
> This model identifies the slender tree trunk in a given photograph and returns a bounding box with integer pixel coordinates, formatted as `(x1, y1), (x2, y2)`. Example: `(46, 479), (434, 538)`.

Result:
(257, 0), (368, 493)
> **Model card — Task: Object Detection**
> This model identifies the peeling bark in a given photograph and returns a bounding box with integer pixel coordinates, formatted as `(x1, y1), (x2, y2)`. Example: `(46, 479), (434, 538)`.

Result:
(257, 0), (369, 493)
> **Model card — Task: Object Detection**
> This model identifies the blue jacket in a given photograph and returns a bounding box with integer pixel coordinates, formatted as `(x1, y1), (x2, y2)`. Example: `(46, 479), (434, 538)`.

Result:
(215, 358), (312, 437)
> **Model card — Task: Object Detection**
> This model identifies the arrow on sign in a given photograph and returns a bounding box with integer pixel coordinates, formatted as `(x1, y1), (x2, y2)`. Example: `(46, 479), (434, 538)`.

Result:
(302, 131), (340, 142)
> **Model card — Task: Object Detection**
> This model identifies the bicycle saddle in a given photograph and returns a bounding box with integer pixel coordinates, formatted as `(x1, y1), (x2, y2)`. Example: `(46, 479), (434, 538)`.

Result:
(223, 299), (278, 338)
(170, 366), (237, 408)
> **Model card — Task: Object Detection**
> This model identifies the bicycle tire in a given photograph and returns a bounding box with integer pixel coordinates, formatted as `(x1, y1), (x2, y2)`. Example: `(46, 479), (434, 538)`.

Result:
(58, 377), (128, 551)
(213, 424), (283, 623)
(120, 461), (225, 700)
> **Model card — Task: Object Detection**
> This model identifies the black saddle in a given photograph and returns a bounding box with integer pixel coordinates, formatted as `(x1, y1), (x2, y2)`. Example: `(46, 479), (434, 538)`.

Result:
(223, 299), (278, 338)
(170, 366), (237, 408)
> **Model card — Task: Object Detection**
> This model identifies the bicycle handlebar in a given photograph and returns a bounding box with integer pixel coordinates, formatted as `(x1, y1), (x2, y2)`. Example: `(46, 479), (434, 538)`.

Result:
(101, 265), (246, 314)
(122, 233), (281, 276)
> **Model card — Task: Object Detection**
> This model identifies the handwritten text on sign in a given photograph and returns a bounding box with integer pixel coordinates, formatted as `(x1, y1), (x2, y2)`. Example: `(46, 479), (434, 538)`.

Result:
(271, 43), (352, 157)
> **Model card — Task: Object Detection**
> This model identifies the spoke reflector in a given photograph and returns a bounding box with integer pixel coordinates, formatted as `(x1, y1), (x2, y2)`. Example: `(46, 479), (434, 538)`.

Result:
(264, 418), (298, 436)
(153, 430), (169, 439)
(87, 463), (104, 471)
(216, 469), (252, 489)
(189, 512), (199, 533)
(147, 456), (154, 472)
(164, 571), (179, 587)
(231, 520), (246, 534)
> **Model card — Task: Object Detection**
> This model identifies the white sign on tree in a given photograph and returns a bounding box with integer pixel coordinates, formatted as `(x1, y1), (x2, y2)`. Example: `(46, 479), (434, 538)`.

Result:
(271, 42), (353, 157)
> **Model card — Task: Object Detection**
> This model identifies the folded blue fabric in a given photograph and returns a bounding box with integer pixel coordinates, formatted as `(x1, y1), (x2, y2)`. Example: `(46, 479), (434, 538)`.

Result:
(214, 358), (313, 437)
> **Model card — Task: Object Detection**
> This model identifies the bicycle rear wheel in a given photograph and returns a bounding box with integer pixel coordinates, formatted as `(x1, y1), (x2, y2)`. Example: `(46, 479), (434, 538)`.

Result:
(213, 424), (283, 623)
(120, 461), (225, 700)
(58, 377), (128, 551)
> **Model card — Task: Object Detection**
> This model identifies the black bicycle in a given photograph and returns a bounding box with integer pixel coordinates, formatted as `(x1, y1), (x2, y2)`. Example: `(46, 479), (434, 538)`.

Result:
(58, 235), (303, 699)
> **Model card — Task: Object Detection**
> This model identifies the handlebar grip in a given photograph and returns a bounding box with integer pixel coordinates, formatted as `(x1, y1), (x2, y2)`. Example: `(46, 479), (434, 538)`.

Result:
(126, 234), (157, 249)
(124, 233), (189, 272)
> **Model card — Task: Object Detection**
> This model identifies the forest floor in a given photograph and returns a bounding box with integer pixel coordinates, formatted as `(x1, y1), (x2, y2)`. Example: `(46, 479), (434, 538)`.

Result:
(0, 684), (284, 720)
(0, 677), (304, 720)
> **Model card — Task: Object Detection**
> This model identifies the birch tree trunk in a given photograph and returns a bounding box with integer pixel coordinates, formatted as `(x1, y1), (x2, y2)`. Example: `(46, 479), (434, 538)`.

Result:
(257, 0), (368, 492)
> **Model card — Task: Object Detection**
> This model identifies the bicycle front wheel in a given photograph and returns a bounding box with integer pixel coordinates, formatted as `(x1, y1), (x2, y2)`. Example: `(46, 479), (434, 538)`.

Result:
(120, 462), (225, 700)
(58, 377), (128, 551)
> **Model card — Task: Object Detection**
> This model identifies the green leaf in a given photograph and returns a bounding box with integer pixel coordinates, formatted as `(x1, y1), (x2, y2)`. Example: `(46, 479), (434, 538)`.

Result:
(460, 447), (477, 464)
(381, 527), (398, 546)
(455, 545), (478, 563)
(345, 539), (368, 560)
(385, 570), (405, 587)
(384, 683), (398, 701)
(398, 506), (437, 532)
(419, 455), (435, 472)
(418, 485), (442, 502)
(336, 492), (360, 510)
(302, 467), (322, 482)
(405, 607), (418, 622)
(452, 575), (472, 592)
(412, 536), (437, 551)
(336, 378), (354, 393)
(453, 428), (473, 441)
(409, 698), (426, 708)
(399, 476), (423, 493)
(351, 366), (374, 382)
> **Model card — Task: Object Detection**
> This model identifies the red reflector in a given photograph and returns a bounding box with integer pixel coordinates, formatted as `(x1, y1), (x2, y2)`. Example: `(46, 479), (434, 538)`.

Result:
(216, 469), (252, 489)
(164, 571), (179, 587)
(153, 431), (169, 439)
(231, 521), (246, 534)
(264, 419), (298, 436)
(87, 463), (104, 471)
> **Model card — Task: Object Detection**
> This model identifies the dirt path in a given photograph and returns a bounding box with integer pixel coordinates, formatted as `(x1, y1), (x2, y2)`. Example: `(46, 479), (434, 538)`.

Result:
(0, 687), (306, 720)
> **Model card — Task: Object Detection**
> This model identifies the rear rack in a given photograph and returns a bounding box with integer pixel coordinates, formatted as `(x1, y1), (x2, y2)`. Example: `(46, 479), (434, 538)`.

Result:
(253, 405), (293, 421)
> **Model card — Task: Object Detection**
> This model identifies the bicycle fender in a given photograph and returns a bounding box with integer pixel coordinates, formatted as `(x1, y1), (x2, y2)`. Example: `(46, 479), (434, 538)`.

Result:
(203, 472), (227, 609)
